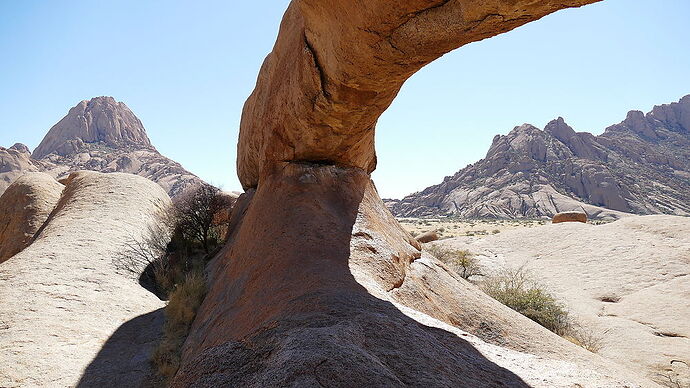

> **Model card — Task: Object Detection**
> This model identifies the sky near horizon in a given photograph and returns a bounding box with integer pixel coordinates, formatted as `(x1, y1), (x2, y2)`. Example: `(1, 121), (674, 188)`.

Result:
(0, 0), (688, 199)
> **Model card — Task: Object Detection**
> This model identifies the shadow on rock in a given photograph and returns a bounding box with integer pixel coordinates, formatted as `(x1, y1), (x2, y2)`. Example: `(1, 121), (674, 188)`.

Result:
(170, 163), (530, 387)
(77, 308), (164, 388)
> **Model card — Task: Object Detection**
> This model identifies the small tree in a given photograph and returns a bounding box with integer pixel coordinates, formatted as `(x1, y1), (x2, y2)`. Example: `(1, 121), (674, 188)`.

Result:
(426, 245), (482, 280)
(454, 249), (482, 280)
(174, 184), (228, 254)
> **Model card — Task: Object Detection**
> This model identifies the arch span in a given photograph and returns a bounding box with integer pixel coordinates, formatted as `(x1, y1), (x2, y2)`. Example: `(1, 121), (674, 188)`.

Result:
(170, 2), (653, 387)
(237, 0), (600, 189)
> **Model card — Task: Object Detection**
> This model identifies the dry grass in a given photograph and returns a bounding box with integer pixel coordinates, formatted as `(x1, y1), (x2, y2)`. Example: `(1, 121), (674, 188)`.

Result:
(152, 270), (207, 380)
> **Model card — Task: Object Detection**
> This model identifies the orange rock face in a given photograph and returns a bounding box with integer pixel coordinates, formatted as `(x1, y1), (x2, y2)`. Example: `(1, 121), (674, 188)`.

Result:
(237, 0), (600, 189)
(552, 211), (588, 224)
(0, 173), (63, 262)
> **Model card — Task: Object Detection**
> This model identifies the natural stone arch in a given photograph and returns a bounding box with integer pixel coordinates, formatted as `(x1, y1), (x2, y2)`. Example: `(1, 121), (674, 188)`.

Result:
(237, 0), (600, 189)
(170, 2), (652, 387)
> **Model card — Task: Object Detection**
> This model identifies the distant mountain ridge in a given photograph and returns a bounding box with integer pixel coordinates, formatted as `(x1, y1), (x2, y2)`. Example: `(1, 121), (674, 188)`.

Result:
(0, 96), (203, 198)
(389, 95), (690, 219)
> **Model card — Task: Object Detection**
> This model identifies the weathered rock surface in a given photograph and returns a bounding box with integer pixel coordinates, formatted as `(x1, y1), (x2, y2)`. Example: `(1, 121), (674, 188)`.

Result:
(174, 164), (652, 387)
(237, 0), (599, 190)
(0, 171), (169, 387)
(391, 95), (690, 219)
(0, 173), (63, 262)
(0, 143), (41, 194)
(434, 215), (690, 386)
(552, 211), (587, 224)
(0, 97), (204, 198)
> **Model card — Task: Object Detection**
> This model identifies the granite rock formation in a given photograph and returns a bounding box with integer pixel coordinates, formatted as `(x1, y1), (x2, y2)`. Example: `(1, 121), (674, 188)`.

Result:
(390, 95), (690, 219)
(0, 172), (63, 262)
(32, 96), (152, 159)
(170, 0), (657, 386)
(1, 96), (204, 199)
(0, 171), (170, 387)
(0, 143), (41, 194)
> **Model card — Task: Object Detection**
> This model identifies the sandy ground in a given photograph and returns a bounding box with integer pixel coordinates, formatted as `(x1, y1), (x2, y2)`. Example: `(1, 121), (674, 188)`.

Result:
(427, 215), (690, 387)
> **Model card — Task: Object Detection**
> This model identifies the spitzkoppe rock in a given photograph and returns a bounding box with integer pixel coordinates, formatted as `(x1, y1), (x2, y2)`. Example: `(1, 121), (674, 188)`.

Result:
(0, 172), (63, 262)
(390, 96), (690, 219)
(32, 96), (152, 159)
(1, 96), (204, 198)
(0, 171), (170, 387)
(171, 0), (656, 386)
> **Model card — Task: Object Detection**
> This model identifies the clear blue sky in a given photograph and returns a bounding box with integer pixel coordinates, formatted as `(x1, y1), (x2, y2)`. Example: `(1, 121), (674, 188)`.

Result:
(1, 0), (688, 199)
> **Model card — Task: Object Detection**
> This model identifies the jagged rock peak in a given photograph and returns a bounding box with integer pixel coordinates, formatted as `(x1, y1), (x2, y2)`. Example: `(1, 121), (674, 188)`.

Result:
(32, 96), (152, 159)
(604, 94), (690, 137)
(544, 117), (576, 140)
(9, 143), (30, 153)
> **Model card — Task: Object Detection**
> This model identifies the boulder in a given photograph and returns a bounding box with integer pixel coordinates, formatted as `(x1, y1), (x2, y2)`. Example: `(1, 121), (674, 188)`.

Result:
(0, 143), (41, 195)
(415, 229), (439, 243)
(0, 172), (63, 262)
(552, 211), (588, 224)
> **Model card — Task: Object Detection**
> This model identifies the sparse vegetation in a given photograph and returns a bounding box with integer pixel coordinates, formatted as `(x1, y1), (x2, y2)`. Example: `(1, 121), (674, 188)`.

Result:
(480, 266), (607, 353)
(151, 270), (207, 380)
(426, 245), (482, 280)
(114, 183), (233, 381)
(564, 326), (608, 353)
(175, 183), (233, 254)
(114, 183), (231, 297)
(481, 266), (571, 335)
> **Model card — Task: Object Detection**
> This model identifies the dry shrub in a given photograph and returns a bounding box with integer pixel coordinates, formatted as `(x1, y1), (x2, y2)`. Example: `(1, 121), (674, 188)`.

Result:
(113, 209), (176, 296)
(152, 271), (207, 380)
(426, 245), (482, 280)
(175, 184), (233, 254)
(481, 266), (571, 336)
(481, 266), (609, 353)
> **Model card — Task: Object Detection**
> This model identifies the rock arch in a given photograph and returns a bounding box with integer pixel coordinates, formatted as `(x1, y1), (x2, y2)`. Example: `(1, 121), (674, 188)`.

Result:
(170, 2), (652, 387)
(237, 0), (599, 188)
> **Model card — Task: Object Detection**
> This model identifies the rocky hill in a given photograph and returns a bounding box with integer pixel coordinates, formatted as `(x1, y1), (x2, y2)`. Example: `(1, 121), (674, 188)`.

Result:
(390, 95), (690, 219)
(0, 96), (203, 198)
